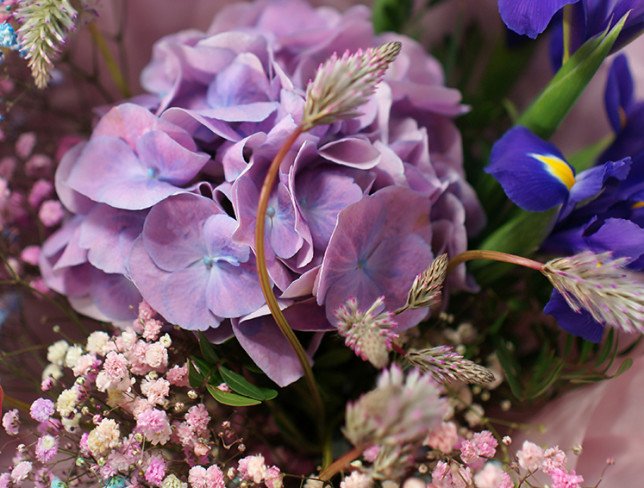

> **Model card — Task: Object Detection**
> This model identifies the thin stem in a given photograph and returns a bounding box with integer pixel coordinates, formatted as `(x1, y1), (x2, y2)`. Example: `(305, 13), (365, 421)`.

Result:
(88, 23), (131, 98)
(318, 445), (364, 481)
(562, 5), (573, 64)
(446, 250), (544, 276)
(254, 127), (325, 422)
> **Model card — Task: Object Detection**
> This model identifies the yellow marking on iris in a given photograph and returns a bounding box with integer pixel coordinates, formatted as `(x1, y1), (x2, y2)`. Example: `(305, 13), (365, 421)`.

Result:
(530, 153), (576, 190)
(633, 201), (644, 209)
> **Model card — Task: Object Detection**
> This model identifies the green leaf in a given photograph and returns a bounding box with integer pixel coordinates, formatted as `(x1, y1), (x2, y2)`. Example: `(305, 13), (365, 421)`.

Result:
(372, 0), (413, 33)
(517, 14), (628, 139)
(206, 385), (261, 407)
(188, 359), (204, 388)
(495, 340), (523, 400)
(472, 208), (558, 285)
(218, 365), (277, 401)
(595, 329), (615, 366)
(197, 333), (219, 365)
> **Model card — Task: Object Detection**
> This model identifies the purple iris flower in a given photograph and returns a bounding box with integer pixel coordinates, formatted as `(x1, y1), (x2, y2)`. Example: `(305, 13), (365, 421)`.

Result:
(489, 122), (642, 341)
(128, 193), (265, 331)
(499, 0), (644, 59)
(67, 104), (210, 210)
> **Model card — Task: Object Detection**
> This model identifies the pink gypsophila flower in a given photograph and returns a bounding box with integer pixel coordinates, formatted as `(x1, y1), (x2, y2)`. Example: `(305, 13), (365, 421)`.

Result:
(35, 435), (59, 463)
(188, 466), (209, 488)
(473, 463), (513, 488)
(20, 245), (41, 266)
(166, 364), (189, 387)
(460, 431), (498, 465)
(145, 455), (166, 487)
(38, 200), (64, 227)
(516, 440), (544, 471)
(426, 422), (459, 454)
(238, 455), (267, 483)
(186, 404), (210, 437)
(30, 398), (55, 423)
(207, 465), (225, 488)
(136, 409), (172, 445)
(550, 468), (584, 488)
(542, 447), (568, 474)
(11, 461), (32, 483)
(2, 409), (19, 436)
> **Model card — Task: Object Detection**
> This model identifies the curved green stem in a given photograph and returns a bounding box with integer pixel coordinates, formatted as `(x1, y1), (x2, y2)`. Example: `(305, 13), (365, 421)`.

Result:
(254, 127), (325, 423)
(447, 250), (544, 276)
(88, 22), (131, 98)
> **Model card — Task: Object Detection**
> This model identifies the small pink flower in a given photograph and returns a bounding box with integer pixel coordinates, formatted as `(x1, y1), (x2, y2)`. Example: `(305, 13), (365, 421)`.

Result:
(460, 431), (497, 465)
(103, 351), (129, 382)
(2, 409), (20, 436)
(142, 318), (163, 341)
(550, 468), (584, 488)
(10, 461), (32, 483)
(0, 473), (11, 488)
(136, 409), (172, 445)
(15, 132), (36, 159)
(206, 465), (225, 488)
(340, 471), (372, 488)
(38, 200), (65, 227)
(473, 463), (512, 488)
(188, 466), (209, 488)
(25, 154), (52, 178)
(166, 364), (189, 387)
(516, 440), (544, 472)
(145, 342), (168, 370)
(542, 446), (567, 474)
(28, 179), (53, 208)
(363, 445), (380, 462)
(30, 398), (55, 423)
(35, 435), (58, 463)
(141, 377), (170, 406)
(238, 454), (268, 483)
(144, 455), (166, 487)
(426, 422), (458, 454)
(20, 245), (41, 265)
(186, 404), (210, 437)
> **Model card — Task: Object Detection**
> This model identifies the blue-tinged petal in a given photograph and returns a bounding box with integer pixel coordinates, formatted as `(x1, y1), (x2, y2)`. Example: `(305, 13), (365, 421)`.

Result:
(585, 217), (644, 260)
(601, 103), (644, 162)
(544, 290), (604, 342)
(498, 0), (579, 38)
(565, 158), (631, 214)
(605, 55), (634, 133)
(487, 126), (575, 211)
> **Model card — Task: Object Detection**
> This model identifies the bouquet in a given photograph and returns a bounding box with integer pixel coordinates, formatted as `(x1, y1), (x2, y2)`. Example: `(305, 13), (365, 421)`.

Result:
(0, 0), (642, 486)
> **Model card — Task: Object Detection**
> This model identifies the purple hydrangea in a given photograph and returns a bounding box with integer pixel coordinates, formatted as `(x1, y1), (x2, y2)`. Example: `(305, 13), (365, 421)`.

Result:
(42, 0), (484, 386)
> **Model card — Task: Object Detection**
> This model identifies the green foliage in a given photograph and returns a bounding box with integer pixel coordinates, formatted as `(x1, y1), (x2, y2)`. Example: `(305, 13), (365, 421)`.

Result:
(372, 0), (413, 33)
(517, 14), (628, 139)
(189, 335), (277, 407)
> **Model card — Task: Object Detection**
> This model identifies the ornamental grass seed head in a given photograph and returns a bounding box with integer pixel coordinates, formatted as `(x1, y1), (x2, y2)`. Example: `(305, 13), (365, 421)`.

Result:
(302, 41), (401, 130)
(344, 365), (447, 448)
(405, 346), (495, 385)
(397, 254), (449, 314)
(542, 251), (644, 334)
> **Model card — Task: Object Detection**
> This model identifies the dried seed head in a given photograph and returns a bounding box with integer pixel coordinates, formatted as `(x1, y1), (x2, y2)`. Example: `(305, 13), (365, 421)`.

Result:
(542, 252), (644, 333)
(336, 297), (398, 369)
(405, 346), (495, 385)
(397, 254), (449, 314)
(302, 42), (401, 130)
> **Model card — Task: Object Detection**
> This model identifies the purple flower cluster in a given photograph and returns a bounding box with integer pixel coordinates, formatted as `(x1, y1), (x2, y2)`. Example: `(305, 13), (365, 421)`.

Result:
(42, 0), (483, 385)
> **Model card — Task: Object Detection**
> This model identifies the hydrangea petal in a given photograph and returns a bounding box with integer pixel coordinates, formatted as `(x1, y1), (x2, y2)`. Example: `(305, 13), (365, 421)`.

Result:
(78, 205), (146, 275)
(143, 194), (221, 272)
(319, 138), (381, 169)
(128, 238), (218, 330)
(487, 126), (574, 211)
(232, 317), (306, 387)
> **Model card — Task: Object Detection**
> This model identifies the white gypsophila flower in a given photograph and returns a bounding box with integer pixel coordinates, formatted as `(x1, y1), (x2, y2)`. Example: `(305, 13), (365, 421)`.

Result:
(47, 340), (69, 365)
(42, 363), (63, 381)
(55, 388), (78, 417)
(87, 418), (120, 456)
(161, 474), (187, 488)
(344, 365), (447, 448)
(302, 41), (401, 130)
(340, 471), (373, 488)
(159, 333), (172, 348)
(64, 345), (83, 368)
(86, 331), (110, 355)
(542, 251), (644, 333)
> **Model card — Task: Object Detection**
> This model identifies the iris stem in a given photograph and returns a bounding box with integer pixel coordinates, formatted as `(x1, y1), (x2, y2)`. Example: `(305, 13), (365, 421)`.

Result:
(446, 250), (544, 276)
(88, 22), (131, 99)
(562, 5), (573, 64)
(254, 127), (325, 425)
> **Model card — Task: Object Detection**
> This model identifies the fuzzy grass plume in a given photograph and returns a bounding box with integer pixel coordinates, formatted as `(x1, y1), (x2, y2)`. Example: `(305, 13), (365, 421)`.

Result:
(302, 41), (401, 130)
(406, 346), (496, 385)
(397, 253), (449, 314)
(17, 0), (78, 89)
(542, 252), (644, 334)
